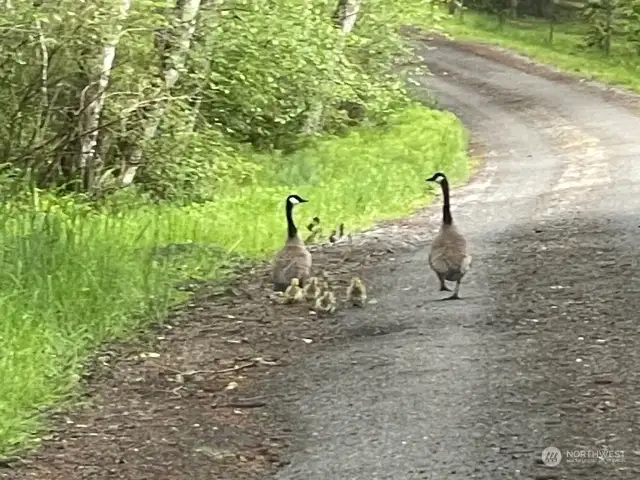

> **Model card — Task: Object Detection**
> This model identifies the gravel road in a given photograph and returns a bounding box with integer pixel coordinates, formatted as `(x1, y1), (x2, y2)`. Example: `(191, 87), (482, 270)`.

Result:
(268, 37), (640, 480)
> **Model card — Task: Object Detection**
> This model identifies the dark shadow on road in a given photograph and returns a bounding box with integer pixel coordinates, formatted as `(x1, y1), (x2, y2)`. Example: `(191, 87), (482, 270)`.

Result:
(479, 213), (640, 479)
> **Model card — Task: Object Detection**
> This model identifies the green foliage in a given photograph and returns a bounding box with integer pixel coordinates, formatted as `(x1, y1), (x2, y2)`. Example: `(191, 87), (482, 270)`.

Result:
(0, 104), (469, 452)
(142, 0), (449, 199)
(434, 7), (640, 92)
(616, 0), (640, 52)
(0, 0), (445, 199)
(581, 0), (620, 54)
(580, 0), (640, 56)
(136, 125), (264, 202)
(189, 0), (345, 149)
(181, 0), (437, 150)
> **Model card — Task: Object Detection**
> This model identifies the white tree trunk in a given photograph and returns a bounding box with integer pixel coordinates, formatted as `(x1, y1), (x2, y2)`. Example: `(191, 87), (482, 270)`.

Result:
(78, 0), (132, 190)
(123, 0), (202, 186)
(34, 18), (48, 142)
(188, 92), (202, 131)
(339, 0), (360, 34)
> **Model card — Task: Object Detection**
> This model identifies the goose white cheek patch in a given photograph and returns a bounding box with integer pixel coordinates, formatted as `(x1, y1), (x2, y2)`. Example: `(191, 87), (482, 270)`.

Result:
(289, 197), (300, 204)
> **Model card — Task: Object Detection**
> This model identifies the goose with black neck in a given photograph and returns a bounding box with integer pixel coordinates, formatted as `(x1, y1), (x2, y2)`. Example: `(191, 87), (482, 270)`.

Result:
(272, 194), (313, 292)
(425, 172), (472, 300)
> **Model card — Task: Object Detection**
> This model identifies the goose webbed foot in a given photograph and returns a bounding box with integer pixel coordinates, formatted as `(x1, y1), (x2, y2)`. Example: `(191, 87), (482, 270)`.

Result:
(442, 293), (460, 301)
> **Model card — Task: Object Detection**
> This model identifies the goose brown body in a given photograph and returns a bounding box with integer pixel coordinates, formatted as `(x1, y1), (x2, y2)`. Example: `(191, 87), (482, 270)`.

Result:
(426, 172), (472, 300)
(272, 195), (312, 291)
(429, 224), (471, 282)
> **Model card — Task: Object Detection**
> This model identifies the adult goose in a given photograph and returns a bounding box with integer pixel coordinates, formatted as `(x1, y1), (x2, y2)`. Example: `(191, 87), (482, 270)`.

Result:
(425, 172), (472, 300)
(272, 194), (312, 292)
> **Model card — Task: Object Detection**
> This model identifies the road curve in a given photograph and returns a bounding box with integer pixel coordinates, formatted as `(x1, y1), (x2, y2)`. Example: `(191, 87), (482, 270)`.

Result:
(267, 38), (640, 480)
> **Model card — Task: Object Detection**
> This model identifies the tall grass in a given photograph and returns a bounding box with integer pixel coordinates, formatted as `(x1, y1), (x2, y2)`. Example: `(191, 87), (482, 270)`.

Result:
(0, 104), (469, 452)
(431, 9), (640, 92)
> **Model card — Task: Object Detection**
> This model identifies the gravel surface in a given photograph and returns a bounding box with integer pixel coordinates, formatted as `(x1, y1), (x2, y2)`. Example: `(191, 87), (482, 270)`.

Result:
(4, 36), (640, 480)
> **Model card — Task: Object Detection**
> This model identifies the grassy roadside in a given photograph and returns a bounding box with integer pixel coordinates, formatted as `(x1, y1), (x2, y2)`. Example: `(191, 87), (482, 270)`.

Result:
(433, 10), (640, 93)
(0, 104), (469, 454)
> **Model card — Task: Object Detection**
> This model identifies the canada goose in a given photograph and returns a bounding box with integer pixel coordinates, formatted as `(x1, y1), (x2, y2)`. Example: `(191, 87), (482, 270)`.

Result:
(314, 290), (337, 314)
(329, 223), (344, 243)
(305, 216), (321, 244)
(283, 278), (305, 303)
(307, 216), (320, 233)
(303, 276), (321, 301)
(425, 172), (472, 300)
(346, 276), (367, 307)
(272, 194), (313, 291)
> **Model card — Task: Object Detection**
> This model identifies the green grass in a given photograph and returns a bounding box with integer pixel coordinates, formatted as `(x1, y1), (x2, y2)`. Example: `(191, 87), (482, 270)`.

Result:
(428, 9), (640, 92)
(0, 104), (469, 454)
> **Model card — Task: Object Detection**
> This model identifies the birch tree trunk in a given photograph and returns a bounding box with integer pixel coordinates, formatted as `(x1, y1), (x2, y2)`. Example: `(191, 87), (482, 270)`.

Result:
(78, 0), (132, 191)
(122, 0), (202, 187)
(186, 0), (213, 132)
(338, 0), (360, 34)
(34, 17), (48, 144)
(303, 0), (360, 135)
(187, 93), (202, 131)
(509, 0), (518, 18)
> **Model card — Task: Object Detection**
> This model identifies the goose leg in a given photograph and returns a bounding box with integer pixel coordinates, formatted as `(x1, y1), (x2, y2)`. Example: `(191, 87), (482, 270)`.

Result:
(437, 274), (451, 292)
(443, 280), (461, 300)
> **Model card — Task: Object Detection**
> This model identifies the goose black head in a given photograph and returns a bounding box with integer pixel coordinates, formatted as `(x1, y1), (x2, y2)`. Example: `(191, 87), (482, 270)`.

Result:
(287, 194), (308, 205)
(425, 172), (447, 184)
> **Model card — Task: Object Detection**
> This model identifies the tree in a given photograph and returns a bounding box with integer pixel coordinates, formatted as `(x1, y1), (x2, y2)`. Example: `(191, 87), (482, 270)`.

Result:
(79, 0), (133, 192)
(125, 0), (203, 187)
(617, 0), (640, 53)
(582, 0), (620, 55)
(303, 0), (361, 136)
(0, 0), (434, 200)
(334, 0), (361, 33)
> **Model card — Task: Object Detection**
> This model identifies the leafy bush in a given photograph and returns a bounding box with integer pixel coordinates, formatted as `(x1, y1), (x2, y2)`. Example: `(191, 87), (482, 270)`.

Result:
(0, 0), (443, 199)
